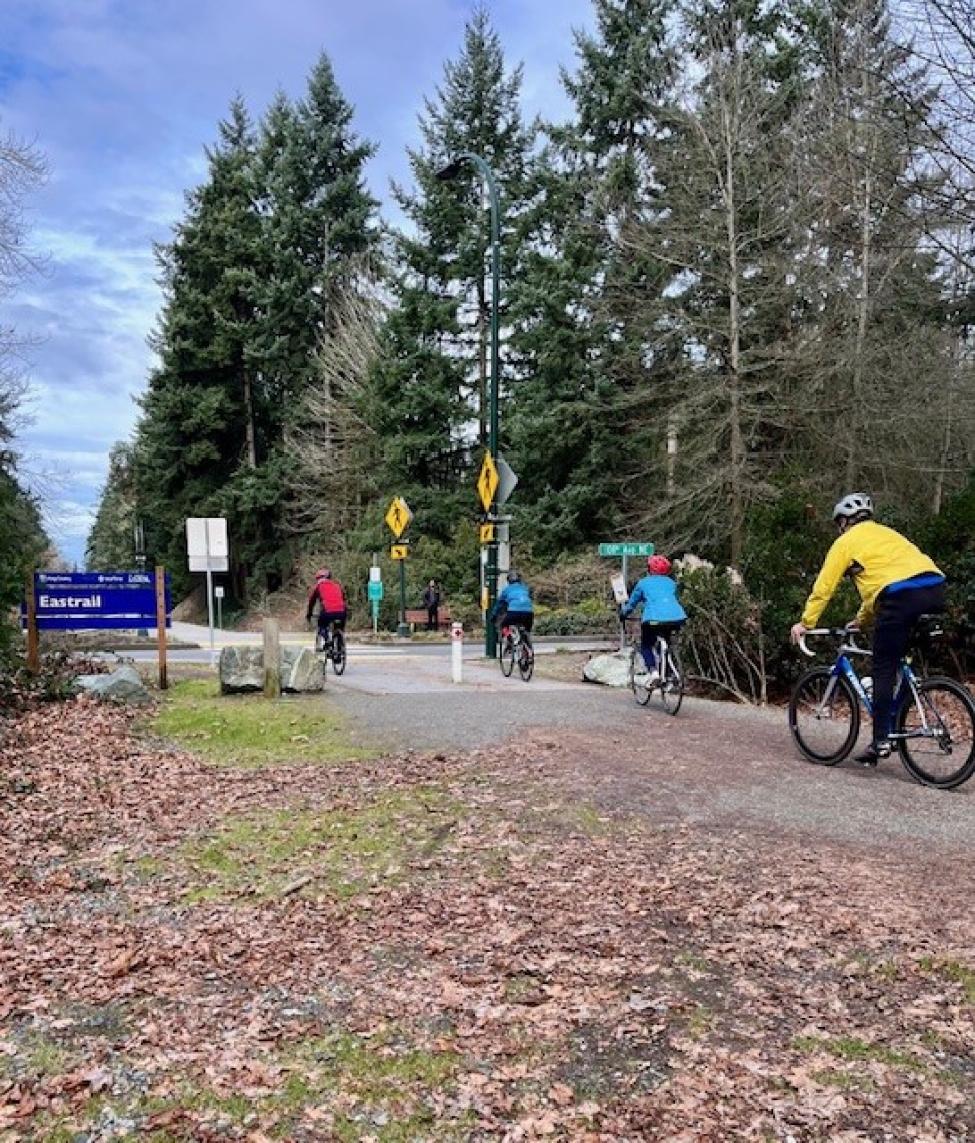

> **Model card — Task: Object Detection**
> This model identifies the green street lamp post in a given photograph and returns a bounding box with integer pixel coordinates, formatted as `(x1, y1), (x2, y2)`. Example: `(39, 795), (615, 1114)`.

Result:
(436, 152), (501, 659)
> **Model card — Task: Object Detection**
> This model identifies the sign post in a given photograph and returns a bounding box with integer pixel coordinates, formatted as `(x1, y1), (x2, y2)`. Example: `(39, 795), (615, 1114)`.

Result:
(384, 497), (413, 637)
(24, 572), (39, 674)
(477, 451), (500, 657)
(186, 517), (229, 660)
(155, 566), (168, 690)
(599, 543), (654, 644)
(367, 564), (383, 634)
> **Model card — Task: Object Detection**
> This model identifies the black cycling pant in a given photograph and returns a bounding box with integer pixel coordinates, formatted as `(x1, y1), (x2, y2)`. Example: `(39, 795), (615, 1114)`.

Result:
(872, 581), (945, 744)
(640, 620), (685, 671)
(499, 610), (533, 643)
(317, 610), (347, 638)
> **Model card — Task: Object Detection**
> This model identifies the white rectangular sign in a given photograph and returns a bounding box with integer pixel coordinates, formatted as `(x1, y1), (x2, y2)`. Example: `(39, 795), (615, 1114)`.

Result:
(610, 573), (628, 605)
(186, 517), (229, 572)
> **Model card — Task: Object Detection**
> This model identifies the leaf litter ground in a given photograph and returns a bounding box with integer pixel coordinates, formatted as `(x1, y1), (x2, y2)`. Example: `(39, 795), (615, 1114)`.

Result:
(0, 695), (972, 1141)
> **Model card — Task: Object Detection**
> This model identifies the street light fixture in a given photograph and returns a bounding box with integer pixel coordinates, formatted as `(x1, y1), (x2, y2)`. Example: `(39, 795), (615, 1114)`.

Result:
(435, 152), (502, 659)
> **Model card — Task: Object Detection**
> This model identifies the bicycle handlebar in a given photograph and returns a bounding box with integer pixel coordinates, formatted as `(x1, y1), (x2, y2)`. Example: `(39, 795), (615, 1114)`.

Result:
(798, 628), (866, 658)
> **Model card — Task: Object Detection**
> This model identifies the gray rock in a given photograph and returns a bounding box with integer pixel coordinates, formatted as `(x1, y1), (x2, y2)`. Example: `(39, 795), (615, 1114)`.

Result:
(219, 646), (264, 693)
(282, 647), (324, 694)
(219, 645), (324, 694)
(582, 650), (634, 688)
(75, 665), (150, 703)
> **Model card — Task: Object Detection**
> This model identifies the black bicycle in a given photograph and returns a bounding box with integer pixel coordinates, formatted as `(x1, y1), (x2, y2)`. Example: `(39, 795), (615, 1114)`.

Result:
(499, 624), (534, 682)
(625, 625), (684, 715)
(315, 620), (347, 675)
(790, 624), (975, 789)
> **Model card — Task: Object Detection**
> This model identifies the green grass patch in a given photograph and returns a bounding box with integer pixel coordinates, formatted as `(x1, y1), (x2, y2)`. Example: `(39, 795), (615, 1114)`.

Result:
(812, 1069), (876, 1092)
(793, 1035), (925, 1072)
(153, 678), (375, 767)
(918, 956), (975, 1003)
(180, 788), (460, 903)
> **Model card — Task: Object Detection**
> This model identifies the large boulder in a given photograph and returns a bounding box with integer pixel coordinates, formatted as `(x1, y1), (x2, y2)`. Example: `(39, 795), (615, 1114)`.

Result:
(75, 665), (150, 704)
(582, 650), (633, 688)
(282, 647), (324, 694)
(219, 645), (324, 694)
(219, 646), (263, 693)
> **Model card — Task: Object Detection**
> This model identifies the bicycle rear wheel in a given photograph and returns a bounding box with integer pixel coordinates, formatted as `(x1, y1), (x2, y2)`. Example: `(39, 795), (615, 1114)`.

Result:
(500, 636), (515, 677)
(331, 629), (347, 675)
(658, 645), (684, 716)
(789, 668), (860, 765)
(895, 677), (975, 789)
(628, 649), (651, 706)
(518, 638), (534, 682)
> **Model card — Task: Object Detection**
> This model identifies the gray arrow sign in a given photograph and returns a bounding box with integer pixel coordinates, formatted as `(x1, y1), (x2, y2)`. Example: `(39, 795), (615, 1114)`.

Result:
(496, 455), (519, 506)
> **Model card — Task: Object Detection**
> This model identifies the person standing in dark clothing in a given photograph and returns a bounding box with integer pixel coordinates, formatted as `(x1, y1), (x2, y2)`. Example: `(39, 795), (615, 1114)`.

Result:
(422, 579), (441, 631)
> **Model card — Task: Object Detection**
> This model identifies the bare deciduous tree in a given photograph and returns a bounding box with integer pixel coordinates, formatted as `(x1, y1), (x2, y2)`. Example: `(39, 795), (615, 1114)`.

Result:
(284, 275), (386, 540)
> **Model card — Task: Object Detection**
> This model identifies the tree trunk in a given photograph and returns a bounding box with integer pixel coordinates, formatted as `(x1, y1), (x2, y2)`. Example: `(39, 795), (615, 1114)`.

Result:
(242, 368), (257, 469)
(724, 90), (744, 568)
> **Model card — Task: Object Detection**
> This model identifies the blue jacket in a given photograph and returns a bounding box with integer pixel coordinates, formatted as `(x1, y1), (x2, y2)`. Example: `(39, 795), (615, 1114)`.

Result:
(623, 574), (686, 624)
(491, 581), (533, 619)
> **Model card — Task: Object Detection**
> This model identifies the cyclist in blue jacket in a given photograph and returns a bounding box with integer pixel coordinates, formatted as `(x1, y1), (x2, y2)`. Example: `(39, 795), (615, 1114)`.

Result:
(490, 571), (534, 645)
(621, 555), (687, 682)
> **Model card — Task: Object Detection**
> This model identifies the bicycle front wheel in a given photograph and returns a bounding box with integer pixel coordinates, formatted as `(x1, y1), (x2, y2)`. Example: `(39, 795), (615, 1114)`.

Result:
(518, 640), (534, 682)
(332, 630), (347, 675)
(789, 668), (860, 765)
(895, 677), (975, 790)
(628, 650), (651, 706)
(500, 637), (515, 677)
(659, 646), (684, 716)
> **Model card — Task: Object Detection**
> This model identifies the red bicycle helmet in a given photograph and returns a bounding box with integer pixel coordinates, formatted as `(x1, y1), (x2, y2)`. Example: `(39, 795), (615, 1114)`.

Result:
(647, 555), (671, 575)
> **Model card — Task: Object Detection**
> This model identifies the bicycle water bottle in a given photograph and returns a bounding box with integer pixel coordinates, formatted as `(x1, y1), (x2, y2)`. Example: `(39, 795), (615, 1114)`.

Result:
(861, 675), (873, 699)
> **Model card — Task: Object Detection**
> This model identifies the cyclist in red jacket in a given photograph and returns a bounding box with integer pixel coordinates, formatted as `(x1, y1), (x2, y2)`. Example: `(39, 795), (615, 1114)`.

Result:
(305, 568), (347, 646)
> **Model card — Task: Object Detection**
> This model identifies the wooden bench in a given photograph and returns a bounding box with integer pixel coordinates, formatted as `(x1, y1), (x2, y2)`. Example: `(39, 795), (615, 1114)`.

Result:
(404, 606), (452, 632)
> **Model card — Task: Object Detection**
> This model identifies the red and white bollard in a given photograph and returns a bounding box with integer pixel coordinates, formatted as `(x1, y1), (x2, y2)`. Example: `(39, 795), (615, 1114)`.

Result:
(451, 621), (463, 684)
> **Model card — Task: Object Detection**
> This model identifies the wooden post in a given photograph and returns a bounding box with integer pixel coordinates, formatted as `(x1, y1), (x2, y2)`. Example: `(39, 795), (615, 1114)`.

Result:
(263, 618), (281, 699)
(25, 572), (39, 674)
(155, 566), (168, 691)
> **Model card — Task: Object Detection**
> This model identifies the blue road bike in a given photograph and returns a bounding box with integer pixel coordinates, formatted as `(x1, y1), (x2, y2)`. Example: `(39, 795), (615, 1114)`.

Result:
(789, 623), (975, 789)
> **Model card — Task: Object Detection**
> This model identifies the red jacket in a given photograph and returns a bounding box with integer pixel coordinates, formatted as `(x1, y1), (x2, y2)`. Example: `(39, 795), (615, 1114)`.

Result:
(307, 579), (345, 617)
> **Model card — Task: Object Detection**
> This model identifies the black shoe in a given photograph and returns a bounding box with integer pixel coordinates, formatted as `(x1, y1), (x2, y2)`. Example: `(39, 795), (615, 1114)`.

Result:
(855, 740), (892, 767)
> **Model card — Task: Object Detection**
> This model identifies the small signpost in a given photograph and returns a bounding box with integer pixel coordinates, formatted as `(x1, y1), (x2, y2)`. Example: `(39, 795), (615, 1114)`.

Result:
(23, 569), (173, 687)
(599, 542), (654, 641)
(367, 564), (383, 634)
(385, 496), (413, 636)
(186, 517), (228, 658)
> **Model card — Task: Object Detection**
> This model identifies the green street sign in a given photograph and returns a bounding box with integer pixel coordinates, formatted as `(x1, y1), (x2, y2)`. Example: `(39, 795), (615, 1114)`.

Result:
(367, 581), (384, 602)
(598, 542), (654, 557)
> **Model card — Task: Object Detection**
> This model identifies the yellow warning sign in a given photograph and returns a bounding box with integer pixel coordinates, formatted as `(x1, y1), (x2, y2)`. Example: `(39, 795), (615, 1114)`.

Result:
(390, 544), (409, 561)
(384, 496), (412, 539)
(477, 452), (499, 512)
(479, 523), (495, 544)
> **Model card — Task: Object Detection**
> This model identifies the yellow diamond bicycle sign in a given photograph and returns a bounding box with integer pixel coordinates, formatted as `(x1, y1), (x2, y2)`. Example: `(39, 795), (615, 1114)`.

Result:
(384, 496), (412, 539)
(476, 452), (499, 513)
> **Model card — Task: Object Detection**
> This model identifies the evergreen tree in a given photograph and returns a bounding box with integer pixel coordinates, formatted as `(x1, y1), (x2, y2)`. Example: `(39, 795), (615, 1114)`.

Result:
(86, 442), (138, 570)
(506, 0), (679, 557)
(358, 7), (535, 542)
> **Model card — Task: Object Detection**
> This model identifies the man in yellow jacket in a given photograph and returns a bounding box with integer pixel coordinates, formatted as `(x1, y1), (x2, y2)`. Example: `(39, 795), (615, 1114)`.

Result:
(791, 493), (946, 765)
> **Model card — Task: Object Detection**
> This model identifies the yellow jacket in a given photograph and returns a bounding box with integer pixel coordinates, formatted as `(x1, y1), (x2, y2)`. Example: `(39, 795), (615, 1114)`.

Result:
(801, 521), (942, 628)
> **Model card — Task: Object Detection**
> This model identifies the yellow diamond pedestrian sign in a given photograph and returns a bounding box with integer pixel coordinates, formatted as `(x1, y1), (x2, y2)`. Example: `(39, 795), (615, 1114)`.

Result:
(477, 452), (499, 512)
(384, 496), (412, 539)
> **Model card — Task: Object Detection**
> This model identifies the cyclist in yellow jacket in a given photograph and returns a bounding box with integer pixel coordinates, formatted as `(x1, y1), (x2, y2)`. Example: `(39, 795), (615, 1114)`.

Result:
(790, 493), (945, 766)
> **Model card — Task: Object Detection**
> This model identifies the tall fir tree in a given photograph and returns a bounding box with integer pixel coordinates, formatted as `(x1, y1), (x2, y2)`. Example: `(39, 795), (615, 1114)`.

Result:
(358, 7), (536, 544)
(506, 0), (679, 557)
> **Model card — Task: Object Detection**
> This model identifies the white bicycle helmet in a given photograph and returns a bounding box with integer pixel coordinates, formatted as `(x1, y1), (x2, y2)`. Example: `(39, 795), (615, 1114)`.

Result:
(832, 492), (873, 522)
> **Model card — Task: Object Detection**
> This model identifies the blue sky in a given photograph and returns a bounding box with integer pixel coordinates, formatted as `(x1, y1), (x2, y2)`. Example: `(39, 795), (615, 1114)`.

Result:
(0, 0), (595, 567)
